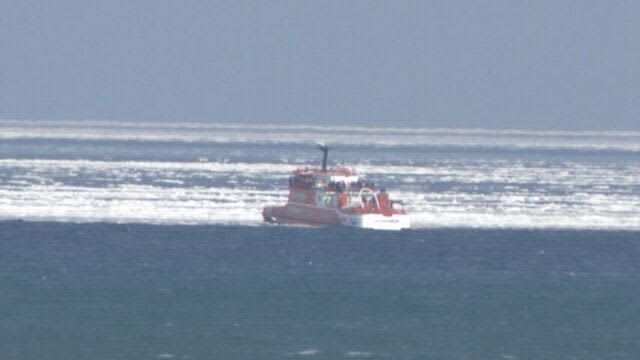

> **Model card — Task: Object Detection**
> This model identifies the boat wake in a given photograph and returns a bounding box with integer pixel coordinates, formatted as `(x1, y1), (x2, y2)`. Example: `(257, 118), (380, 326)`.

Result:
(1, 158), (638, 230)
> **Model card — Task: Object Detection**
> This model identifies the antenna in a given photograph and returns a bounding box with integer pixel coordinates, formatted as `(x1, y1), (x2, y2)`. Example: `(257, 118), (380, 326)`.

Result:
(317, 144), (329, 171)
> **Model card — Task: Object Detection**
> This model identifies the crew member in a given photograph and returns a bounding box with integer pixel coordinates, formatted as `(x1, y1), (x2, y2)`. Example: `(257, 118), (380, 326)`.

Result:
(377, 188), (390, 210)
(337, 186), (349, 208)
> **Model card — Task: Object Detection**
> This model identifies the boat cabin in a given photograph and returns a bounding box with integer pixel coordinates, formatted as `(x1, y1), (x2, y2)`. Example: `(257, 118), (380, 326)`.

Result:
(287, 167), (401, 214)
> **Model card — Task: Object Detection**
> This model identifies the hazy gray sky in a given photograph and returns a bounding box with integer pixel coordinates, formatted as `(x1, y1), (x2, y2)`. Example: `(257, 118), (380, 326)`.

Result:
(2, 1), (638, 130)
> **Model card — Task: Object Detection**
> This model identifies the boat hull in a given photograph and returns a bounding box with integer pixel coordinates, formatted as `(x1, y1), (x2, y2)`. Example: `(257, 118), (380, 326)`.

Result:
(263, 204), (410, 230)
(341, 212), (411, 231)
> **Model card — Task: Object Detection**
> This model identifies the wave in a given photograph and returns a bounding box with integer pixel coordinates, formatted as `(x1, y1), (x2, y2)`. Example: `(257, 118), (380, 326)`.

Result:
(2, 119), (640, 152)
(1, 158), (638, 230)
(1, 185), (637, 230)
(3, 118), (640, 137)
(2, 158), (637, 187)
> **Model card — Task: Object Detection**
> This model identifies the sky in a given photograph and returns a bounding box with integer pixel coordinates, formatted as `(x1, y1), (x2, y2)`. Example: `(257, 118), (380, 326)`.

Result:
(1, 0), (639, 130)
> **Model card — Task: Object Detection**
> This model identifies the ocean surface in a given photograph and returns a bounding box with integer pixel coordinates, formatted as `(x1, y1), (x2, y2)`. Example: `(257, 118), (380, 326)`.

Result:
(1, 120), (639, 359)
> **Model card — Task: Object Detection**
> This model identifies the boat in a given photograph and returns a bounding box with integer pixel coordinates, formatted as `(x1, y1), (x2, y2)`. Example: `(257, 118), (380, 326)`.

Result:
(262, 145), (410, 230)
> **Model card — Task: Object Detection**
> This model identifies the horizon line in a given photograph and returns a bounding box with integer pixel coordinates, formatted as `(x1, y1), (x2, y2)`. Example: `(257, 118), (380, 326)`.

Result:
(1, 118), (640, 138)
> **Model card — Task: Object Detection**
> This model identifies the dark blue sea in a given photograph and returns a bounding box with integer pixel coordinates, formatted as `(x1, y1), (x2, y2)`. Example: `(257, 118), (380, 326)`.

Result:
(2, 223), (639, 359)
(1, 120), (639, 359)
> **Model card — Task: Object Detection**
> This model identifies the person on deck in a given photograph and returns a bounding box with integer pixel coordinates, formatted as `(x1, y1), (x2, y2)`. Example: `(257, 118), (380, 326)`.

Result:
(377, 188), (390, 210)
(337, 186), (349, 209)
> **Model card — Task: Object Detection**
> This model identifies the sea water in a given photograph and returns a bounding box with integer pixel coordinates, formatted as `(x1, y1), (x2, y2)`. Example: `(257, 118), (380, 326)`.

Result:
(0, 120), (639, 359)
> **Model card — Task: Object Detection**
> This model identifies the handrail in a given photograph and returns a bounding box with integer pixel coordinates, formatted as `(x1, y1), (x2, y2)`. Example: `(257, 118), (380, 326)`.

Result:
(357, 187), (379, 209)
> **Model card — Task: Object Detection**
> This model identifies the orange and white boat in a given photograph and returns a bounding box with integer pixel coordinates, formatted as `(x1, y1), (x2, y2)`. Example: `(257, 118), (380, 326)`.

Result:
(263, 145), (410, 230)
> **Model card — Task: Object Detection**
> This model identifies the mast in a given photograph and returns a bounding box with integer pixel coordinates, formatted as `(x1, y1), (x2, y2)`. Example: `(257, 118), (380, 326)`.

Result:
(318, 144), (329, 171)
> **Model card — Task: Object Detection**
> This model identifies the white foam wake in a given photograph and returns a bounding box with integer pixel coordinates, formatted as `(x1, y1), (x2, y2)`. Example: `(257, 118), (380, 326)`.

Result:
(1, 158), (639, 230)
(0, 184), (283, 225)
